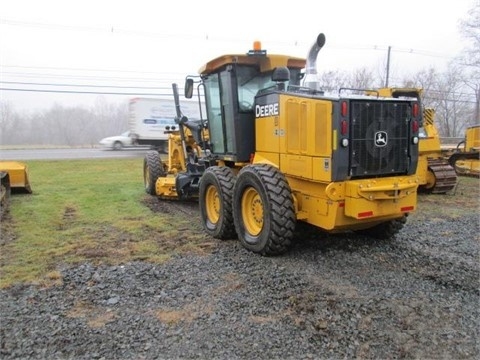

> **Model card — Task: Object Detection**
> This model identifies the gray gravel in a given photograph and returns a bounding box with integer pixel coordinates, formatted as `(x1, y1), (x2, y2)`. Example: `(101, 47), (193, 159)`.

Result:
(1, 211), (479, 359)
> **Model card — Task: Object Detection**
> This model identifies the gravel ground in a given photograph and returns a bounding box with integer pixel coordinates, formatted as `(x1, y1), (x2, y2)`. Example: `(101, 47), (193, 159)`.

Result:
(1, 200), (479, 359)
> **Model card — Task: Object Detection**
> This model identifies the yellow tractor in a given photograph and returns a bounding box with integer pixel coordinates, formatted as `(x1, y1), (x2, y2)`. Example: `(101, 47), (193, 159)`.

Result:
(144, 33), (422, 255)
(0, 161), (32, 219)
(448, 125), (480, 177)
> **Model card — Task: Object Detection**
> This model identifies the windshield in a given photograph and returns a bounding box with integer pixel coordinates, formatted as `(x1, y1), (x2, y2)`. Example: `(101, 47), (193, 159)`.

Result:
(236, 66), (303, 112)
(237, 67), (274, 111)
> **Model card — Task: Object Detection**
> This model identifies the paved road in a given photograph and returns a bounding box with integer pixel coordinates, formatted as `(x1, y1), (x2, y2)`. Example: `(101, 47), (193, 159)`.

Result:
(0, 148), (151, 161)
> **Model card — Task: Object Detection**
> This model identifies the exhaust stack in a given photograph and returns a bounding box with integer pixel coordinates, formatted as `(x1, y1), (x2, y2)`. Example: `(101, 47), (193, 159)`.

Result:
(303, 33), (326, 91)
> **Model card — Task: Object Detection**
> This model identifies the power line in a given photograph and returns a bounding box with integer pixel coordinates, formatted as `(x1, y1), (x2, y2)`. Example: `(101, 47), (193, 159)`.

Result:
(1, 17), (460, 62)
(1, 70), (183, 83)
(1, 64), (188, 77)
(0, 80), (173, 90)
(2, 69), (476, 101)
(0, 88), (174, 96)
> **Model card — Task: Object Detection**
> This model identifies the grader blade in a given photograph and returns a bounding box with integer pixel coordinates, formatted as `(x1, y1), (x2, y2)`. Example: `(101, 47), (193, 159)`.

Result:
(0, 161), (32, 193)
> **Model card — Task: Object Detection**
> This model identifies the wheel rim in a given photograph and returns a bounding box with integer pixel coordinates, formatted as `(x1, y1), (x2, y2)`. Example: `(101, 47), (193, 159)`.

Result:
(205, 184), (220, 224)
(241, 187), (263, 236)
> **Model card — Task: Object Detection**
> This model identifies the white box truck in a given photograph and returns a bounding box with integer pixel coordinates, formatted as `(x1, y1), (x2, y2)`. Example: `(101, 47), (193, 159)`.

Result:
(128, 97), (203, 152)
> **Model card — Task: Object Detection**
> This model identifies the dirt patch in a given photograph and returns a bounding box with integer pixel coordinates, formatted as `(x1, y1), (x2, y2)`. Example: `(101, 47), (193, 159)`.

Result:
(142, 196), (219, 255)
(142, 196), (200, 220)
(0, 213), (15, 247)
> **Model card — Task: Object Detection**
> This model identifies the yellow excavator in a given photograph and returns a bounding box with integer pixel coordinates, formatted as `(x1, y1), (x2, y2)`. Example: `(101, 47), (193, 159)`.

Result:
(0, 161), (32, 219)
(369, 88), (458, 194)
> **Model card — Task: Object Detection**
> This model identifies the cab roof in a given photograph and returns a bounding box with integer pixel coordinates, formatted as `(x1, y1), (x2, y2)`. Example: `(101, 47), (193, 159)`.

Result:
(198, 53), (306, 75)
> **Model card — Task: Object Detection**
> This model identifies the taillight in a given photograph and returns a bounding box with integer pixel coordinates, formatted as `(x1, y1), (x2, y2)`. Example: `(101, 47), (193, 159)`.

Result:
(412, 102), (419, 117)
(341, 120), (348, 135)
(341, 101), (348, 117)
(412, 120), (419, 133)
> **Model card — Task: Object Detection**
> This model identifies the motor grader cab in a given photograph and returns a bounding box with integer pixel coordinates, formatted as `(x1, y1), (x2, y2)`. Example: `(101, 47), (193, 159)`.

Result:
(448, 125), (480, 177)
(144, 32), (422, 255)
(369, 88), (457, 194)
(0, 161), (32, 219)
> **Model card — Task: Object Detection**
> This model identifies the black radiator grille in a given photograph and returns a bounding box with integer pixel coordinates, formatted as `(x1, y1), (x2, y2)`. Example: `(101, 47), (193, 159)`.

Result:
(350, 101), (410, 177)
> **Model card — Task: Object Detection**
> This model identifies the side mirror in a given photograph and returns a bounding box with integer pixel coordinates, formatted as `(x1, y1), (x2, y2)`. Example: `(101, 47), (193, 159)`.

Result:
(184, 78), (194, 99)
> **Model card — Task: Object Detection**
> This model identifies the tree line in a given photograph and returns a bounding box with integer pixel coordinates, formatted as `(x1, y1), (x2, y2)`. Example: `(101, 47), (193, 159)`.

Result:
(0, 97), (129, 147)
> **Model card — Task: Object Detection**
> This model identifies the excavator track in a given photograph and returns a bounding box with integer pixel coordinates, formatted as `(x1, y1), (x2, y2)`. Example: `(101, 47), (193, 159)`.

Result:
(425, 159), (458, 194)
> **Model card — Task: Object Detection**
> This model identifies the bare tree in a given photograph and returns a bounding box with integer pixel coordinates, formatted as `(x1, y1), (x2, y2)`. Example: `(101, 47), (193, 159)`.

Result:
(318, 70), (350, 92)
(458, 0), (480, 124)
(431, 65), (471, 137)
(0, 101), (34, 146)
(0, 101), (16, 145)
(402, 67), (438, 107)
(348, 67), (377, 90)
(0, 97), (130, 147)
(459, 1), (480, 68)
(89, 97), (129, 146)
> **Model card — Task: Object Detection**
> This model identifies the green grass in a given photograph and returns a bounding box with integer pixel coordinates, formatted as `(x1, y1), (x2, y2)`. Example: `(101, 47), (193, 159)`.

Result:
(0, 158), (207, 288)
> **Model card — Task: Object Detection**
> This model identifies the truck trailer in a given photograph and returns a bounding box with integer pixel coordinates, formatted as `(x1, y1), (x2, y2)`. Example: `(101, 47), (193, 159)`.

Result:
(129, 97), (204, 152)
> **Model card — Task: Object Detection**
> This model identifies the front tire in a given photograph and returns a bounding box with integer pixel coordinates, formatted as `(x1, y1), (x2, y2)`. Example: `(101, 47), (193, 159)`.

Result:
(199, 166), (236, 239)
(233, 164), (296, 256)
(143, 151), (165, 195)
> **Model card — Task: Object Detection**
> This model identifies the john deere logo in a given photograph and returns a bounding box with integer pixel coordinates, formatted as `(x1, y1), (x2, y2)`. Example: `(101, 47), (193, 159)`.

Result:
(375, 131), (388, 147)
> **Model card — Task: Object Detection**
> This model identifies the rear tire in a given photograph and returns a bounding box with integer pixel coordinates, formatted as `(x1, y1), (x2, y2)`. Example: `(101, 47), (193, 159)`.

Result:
(199, 166), (236, 239)
(233, 164), (296, 256)
(143, 151), (165, 195)
(354, 215), (407, 239)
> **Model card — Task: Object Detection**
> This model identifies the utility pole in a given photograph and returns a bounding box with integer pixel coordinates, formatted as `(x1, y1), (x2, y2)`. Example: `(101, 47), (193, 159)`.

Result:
(385, 46), (391, 87)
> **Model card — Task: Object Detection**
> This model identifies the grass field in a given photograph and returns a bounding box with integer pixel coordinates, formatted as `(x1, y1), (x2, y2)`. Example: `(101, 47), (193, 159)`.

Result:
(0, 158), (478, 288)
(0, 158), (209, 288)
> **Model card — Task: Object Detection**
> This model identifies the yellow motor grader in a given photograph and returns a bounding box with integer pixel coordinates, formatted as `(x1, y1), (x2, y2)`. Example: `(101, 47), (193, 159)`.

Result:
(143, 33), (422, 255)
